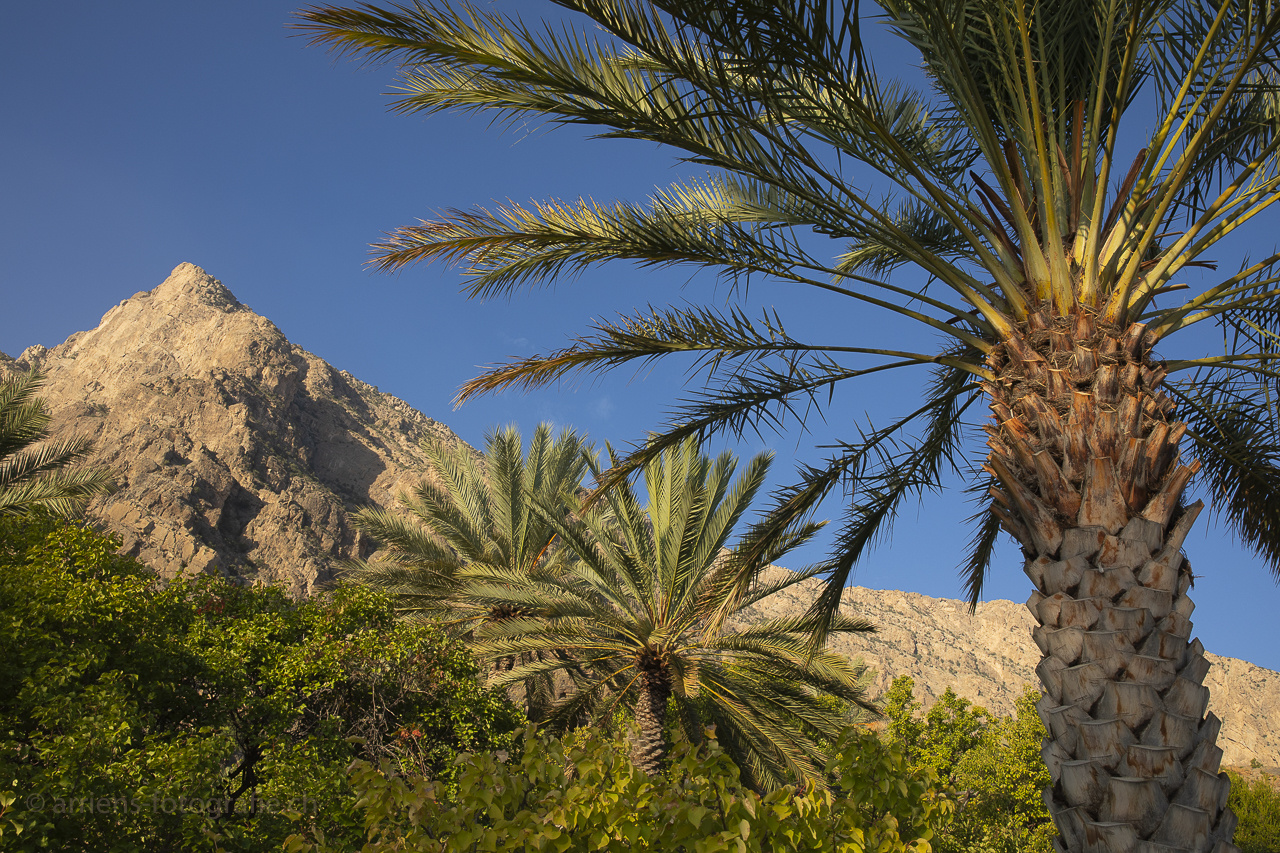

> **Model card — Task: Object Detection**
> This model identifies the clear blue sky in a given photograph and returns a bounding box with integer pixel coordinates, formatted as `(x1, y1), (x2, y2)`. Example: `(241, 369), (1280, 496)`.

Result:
(3, 1), (1277, 671)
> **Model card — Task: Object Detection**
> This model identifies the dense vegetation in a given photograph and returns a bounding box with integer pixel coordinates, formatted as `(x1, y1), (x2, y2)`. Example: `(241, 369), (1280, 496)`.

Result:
(881, 677), (1055, 853)
(285, 724), (954, 853)
(0, 514), (521, 852)
(5, 512), (1280, 851)
(1225, 770), (1280, 853)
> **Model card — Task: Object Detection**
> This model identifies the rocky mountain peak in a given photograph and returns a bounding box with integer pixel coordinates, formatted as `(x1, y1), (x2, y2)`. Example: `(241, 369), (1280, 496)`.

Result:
(147, 262), (244, 311)
(3, 263), (468, 595)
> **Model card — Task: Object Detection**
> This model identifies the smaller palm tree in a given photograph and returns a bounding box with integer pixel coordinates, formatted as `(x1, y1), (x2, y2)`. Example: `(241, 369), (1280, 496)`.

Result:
(0, 372), (113, 518)
(467, 438), (876, 791)
(344, 422), (590, 714)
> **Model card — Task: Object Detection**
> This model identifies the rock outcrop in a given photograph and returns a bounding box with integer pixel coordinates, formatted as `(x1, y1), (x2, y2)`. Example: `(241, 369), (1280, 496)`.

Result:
(4, 263), (1276, 768)
(1, 263), (468, 594)
(737, 570), (1280, 770)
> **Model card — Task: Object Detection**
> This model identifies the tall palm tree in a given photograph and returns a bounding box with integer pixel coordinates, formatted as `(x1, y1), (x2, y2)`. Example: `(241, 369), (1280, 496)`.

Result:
(466, 438), (875, 790)
(345, 423), (590, 715)
(0, 372), (113, 517)
(300, 1), (1280, 849)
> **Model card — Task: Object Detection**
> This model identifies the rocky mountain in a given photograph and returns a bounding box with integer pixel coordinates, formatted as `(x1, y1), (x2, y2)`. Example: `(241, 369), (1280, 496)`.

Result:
(737, 574), (1280, 770)
(1, 263), (469, 594)
(4, 263), (1277, 767)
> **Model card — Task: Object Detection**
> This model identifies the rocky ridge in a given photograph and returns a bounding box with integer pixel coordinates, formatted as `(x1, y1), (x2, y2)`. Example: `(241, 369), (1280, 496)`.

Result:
(736, 573), (1280, 769)
(4, 263), (1277, 767)
(2, 263), (469, 594)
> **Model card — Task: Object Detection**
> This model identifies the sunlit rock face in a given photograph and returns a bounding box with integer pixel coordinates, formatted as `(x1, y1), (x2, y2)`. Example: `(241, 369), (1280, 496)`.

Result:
(737, 570), (1280, 770)
(2, 263), (469, 595)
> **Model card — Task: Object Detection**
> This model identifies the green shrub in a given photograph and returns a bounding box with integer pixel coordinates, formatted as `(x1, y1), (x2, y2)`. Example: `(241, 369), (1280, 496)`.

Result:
(0, 514), (521, 852)
(880, 677), (1053, 853)
(1226, 771), (1280, 853)
(945, 689), (1054, 853)
(286, 724), (955, 853)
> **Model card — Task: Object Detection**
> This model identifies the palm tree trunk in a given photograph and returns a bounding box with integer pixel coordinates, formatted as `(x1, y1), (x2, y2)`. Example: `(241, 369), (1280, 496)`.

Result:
(985, 310), (1238, 853)
(633, 663), (671, 776)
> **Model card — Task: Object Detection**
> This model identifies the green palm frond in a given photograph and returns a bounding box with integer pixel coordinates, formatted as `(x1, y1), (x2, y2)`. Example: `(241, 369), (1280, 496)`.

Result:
(733, 558), (828, 607)
(837, 198), (976, 277)
(958, 476), (1006, 608)
(0, 372), (114, 518)
(705, 354), (977, 645)
(348, 505), (458, 565)
(804, 363), (978, 643)
(302, 0), (1280, 648)
(462, 334), (983, 491)
(687, 652), (873, 789)
(1148, 0), (1280, 215)
(1168, 377), (1280, 576)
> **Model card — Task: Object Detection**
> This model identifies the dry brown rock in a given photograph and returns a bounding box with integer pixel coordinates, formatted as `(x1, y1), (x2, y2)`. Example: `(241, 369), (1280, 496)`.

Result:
(738, 569), (1280, 769)
(1, 263), (469, 594)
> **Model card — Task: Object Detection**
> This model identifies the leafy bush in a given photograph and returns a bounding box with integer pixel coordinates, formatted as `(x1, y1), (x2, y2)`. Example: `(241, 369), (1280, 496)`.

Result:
(880, 677), (1053, 853)
(0, 514), (521, 852)
(286, 724), (954, 853)
(1226, 771), (1280, 853)
(945, 689), (1055, 853)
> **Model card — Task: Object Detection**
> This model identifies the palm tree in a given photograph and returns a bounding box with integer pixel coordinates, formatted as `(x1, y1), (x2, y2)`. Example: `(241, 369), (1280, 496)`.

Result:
(465, 438), (875, 790)
(345, 422), (590, 715)
(0, 371), (113, 517)
(299, 1), (1280, 849)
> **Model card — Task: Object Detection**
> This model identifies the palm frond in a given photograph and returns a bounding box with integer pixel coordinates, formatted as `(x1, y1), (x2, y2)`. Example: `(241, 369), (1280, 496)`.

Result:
(1148, 0), (1280, 216)
(958, 475), (1007, 609)
(349, 505), (457, 565)
(0, 372), (114, 518)
(837, 197), (977, 277)
(1168, 377), (1280, 577)
(716, 353), (978, 648)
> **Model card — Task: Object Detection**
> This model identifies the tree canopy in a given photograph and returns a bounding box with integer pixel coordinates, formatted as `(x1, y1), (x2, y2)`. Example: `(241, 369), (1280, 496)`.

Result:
(0, 513), (521, 852)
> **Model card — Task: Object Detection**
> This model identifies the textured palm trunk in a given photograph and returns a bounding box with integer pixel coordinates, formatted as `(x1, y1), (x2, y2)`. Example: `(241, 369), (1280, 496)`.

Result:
(984, 308), (1238, 853)
(633, 662), (672, 776)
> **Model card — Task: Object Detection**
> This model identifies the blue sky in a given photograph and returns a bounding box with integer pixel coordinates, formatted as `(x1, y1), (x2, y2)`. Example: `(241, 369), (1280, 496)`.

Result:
(3, 1), (1278, 672)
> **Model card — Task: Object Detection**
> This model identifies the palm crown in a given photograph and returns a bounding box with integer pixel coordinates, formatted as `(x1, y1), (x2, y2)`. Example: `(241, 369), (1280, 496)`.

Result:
(467, 438), (875, 790)
(300, 1), (1280, 848)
